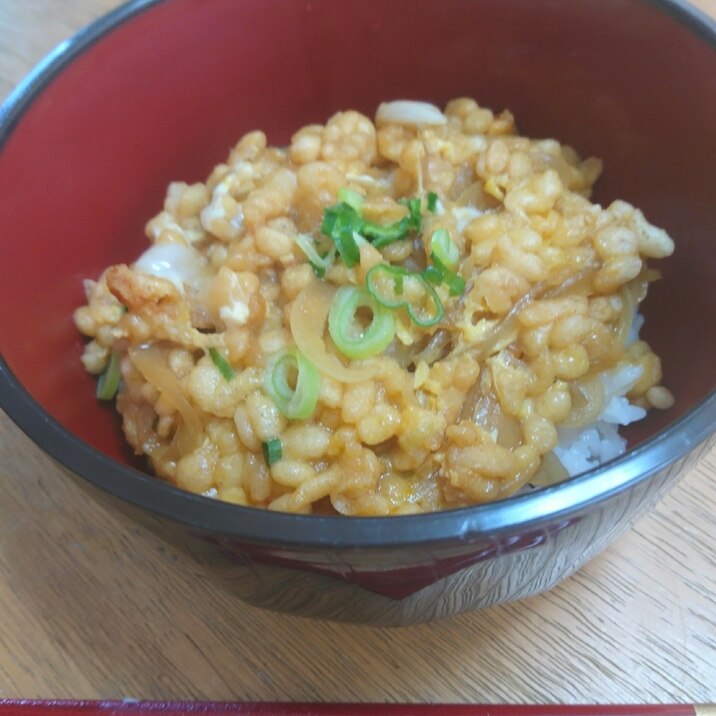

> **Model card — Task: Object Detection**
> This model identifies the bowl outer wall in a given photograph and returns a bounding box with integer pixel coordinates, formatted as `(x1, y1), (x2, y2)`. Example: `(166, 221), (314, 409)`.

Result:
(0, 0), (715, 551)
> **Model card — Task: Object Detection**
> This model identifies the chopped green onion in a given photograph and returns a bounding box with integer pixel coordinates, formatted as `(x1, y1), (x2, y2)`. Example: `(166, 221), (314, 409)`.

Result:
(264, 347), (320, 419)
(262, 438), (283, 466)
(321, 193), (423, 254)
(294, 233), (335, 278)
(443, 270), (466, 297)
(399, 197), (423, 230)
(209, 347), (236, 381)
(327, 286), (395, 359)
(332, 229), (361, 268)
(320, 204), (361, 267)
(338, 187), (364, 212)
(360, 218), (411, 248)
(97, 350), (122, 401)
(361, 197), (421, 249)
(366, 264), (445, 328)
(430, 253), (467, 297)
(430, 228), (459, 269)
(360, 197), (422, 248)
(361, 198), (422, 248)
(364, 264), (411, 309)
(407, 279), (444, 326)
(421, 265), (443, 286)
(426, 191), (439, 213)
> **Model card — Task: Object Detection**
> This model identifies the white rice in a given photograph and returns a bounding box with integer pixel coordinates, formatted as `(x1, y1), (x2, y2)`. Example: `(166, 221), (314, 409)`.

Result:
(553, 314), (646, 477)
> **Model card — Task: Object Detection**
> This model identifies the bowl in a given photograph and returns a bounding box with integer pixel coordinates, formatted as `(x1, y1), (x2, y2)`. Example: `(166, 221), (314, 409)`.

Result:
(1, 0), (715, 626)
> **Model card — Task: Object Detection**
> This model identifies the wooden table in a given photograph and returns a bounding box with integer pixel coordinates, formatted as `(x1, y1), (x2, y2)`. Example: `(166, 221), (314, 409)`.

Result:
(1, 0), (715, 704)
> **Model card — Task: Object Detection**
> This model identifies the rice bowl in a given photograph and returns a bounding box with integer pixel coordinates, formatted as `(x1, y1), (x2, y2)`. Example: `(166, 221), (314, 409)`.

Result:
(1, 0), (714, 625)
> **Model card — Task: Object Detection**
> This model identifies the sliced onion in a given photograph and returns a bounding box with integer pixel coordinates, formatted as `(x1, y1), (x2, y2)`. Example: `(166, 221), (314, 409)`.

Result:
(414, 329), (451, 365)
(457, 281), (546, 365)
(542, 263), (598, 297)
(133, 243), (210, 293)
(561, 377), (605, 428)
(614, 284), (636, 348)
(129, 344), (203, 452)
(459, 372), (494, 423)
(614, 278), (649, 347)
(454, 180), (494, 209)
(376, 100), (447, 127)
(289, 281), (378, 383)
(495, 412), (523, 449)
(530, 451), (570, 487)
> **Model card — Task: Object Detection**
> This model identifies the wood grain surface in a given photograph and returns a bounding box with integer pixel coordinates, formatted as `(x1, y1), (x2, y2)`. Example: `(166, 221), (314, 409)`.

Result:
(1, 0), (715, 704)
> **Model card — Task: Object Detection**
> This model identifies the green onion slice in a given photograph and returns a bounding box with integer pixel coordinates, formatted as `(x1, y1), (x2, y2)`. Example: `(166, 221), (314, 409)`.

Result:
(320, 204), (361, 267)
(209, 347), (236, 381)
(431, 253), (467, 297)
(421, 265), (443, 286)
(426, 191), (439, 213)
(97, 350), (122, 401)
(321, 192), (423, 254)
(332, 228), (361, 268)
(366, 264), (445, 328)
(327, 286), (395, 359)
(262, 438), (283, 466)
(361, 197), (422, 249)
(294, 233), (335, 278)
(360, 221), (407, 248)
(337, 187), (364, 212)
(364, 264), (411, 309)
(264, 347), (320, 419)
(401, 197), (423, 228)
(430, 228), (459, 269)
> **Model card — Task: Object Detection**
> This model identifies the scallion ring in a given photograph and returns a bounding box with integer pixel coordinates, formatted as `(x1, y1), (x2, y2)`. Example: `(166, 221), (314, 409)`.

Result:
(406, 278), (444, 326)
(327, 286), (395, 359)
(430, 228), (459, 269)
(264, 347), (320, 420)
(365, 264), (445, 328)
(364, 264), (411, 309)
(294, 233), (335, 278)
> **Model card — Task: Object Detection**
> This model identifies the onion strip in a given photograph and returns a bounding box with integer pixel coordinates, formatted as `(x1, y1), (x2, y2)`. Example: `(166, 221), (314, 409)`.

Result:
(129, 344), (203, 452)
(614, 277), (648, 347)
(289, 281), (378, 383)
(414, 329), (451, 366)
(454, 263), (599, 364)
(453, 281), (545, 364)
(529, 451), (570, 487)
(560, 377), (605, 428)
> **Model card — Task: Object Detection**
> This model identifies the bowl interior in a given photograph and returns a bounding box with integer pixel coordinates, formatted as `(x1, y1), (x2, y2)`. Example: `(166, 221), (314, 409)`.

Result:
(1, 0), (715, 466)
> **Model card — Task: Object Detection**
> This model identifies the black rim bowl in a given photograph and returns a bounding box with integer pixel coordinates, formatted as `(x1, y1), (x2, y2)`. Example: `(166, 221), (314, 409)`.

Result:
(1, 0), (715, 550)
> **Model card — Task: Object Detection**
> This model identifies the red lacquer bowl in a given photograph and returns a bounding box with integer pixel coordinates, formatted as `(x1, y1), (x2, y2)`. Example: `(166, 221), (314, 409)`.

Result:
(0, 0), (714, 625)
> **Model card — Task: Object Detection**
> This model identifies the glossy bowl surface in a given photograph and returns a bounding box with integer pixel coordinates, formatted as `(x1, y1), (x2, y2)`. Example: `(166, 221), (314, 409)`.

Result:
(1, 0), (715, 624)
